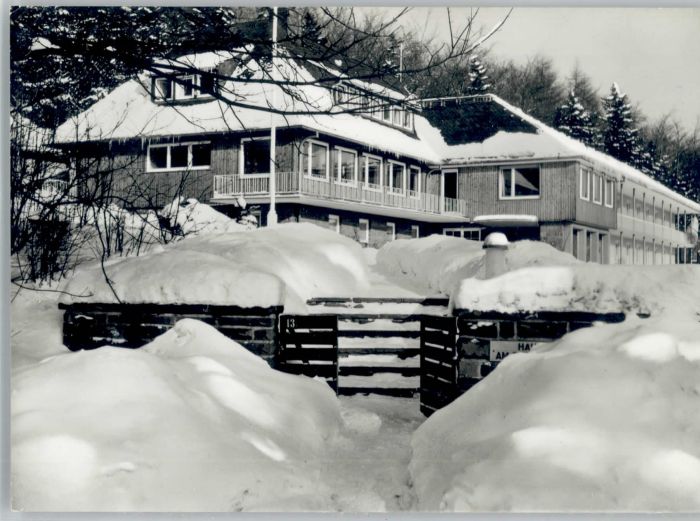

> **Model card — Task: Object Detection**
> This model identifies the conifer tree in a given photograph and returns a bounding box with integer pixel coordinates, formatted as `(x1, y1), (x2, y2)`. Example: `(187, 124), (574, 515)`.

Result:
(554, 89), (597, 147)
(601, 82), (639, 163)
(465, 54), (490, 95)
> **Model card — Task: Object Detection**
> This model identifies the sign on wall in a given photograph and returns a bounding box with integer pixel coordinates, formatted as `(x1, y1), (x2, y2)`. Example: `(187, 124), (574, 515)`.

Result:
(489, 340), (544, 361)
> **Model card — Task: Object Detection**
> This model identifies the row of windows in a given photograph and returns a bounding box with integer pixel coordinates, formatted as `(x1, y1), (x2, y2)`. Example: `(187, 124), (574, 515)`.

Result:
(152, 72), (217, 102)
(328, 214), (419, 243)
(614, 235), (697, 265)
(147, 141), (212, 171)
(621, 189), (694, 232)
(580, 168), (614, 208)
(240, 137), (422, 196)
(332, 84), (414, 131)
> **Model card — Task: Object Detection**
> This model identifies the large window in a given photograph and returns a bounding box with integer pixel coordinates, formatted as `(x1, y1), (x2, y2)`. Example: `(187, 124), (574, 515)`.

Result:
(388, 161), (406, 194)
(500, 166), (540, 199)
(336, 147), (358, 185)
(580, 167), (591, 200)
(147, 142), (211, 172)
(362, 154), (382, 189)
(240, 137), (270, 175)
(408, 166), (421, 197)
(302, 140), (329, 180)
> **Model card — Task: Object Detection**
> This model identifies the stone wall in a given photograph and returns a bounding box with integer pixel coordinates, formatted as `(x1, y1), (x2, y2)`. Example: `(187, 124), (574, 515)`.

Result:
(59, 303), (283, 361)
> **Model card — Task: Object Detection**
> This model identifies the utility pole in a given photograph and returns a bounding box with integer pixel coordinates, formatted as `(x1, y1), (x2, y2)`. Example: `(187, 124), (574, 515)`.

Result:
(267, 6), (279, 226)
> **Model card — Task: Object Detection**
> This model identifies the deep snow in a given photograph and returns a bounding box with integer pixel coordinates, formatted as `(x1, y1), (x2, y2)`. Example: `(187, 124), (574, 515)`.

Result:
(12, 230), (700, 512)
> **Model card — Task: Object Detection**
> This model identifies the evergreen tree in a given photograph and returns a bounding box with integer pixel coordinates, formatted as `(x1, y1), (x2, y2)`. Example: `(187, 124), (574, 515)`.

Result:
(465, 54), (490, 95)
(554, 89), (597, 147)
(601, 82), (639, 164)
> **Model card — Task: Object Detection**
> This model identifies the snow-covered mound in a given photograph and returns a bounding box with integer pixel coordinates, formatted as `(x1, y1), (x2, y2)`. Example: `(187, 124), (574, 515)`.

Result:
(62, 222), (371, 312)
(410, 312), (700, 511)
(12, 319), (341, 511)
(376, 235), (577, 297)
(454, 265), (700, 315)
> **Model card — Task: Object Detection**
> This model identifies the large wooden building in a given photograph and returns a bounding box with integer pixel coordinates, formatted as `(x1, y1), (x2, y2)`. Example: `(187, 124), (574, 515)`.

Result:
(55, 50), (700, 264)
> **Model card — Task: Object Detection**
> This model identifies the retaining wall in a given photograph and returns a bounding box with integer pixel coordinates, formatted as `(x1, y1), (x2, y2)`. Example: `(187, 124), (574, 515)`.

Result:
(59, 302), (284, 361)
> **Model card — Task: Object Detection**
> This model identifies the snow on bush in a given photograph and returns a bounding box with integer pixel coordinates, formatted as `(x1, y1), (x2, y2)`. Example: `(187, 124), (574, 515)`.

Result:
(160, 197), (253, 235)
(62, 222), (371, 311)
(411, 266), (700, 511)
(375, 235), (577, 297)
(12, 318), (341, 511)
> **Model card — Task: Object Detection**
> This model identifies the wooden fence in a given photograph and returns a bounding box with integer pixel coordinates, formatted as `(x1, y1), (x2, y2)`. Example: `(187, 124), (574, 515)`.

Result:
(419, 315), (459, 416)
(277, 314), (339, 392)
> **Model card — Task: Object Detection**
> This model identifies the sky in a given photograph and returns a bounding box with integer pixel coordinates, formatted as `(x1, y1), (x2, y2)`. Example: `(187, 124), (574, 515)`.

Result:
(372, 7), (700, 132)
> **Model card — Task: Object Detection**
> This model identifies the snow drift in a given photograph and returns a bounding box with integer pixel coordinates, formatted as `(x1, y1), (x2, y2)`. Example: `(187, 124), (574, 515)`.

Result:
(375, 235), (578, 297)
(62, 222), (371, 312)
(411, 265), (700, 511)
(12, 318), (341, 511)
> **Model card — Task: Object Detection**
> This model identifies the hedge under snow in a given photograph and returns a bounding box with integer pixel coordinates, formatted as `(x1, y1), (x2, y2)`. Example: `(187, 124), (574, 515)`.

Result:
(62, 222), (371, 311)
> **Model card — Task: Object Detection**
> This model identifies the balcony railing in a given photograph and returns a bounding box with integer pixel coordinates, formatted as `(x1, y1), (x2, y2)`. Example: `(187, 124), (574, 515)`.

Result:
(213, 172), (466, 217)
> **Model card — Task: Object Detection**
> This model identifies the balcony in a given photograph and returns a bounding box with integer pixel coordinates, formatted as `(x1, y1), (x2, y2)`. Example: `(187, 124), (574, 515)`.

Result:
(213, 172), (467, 217)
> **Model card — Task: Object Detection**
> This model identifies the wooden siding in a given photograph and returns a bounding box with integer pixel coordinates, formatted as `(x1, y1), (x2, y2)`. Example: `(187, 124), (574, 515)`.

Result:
(455, 161), (578, 222)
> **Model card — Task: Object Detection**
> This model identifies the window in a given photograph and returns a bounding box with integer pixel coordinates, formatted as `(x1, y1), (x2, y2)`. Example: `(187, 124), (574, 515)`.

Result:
(444, 227), (481, 240)
(500, 166), (540, 198)
(336, 148), (358, 185)
(586, 231), (593, 262)
(154, 78), (172, 101)
(328, 214), (340, 234)
(592, 173), (603, 204)
(444, 171), (458, 199)
(147, 142), (211, 172)
(580, 167), (591, 200)
(411, 225), (419, 239)
(387, 222), (396, 241)
(174, 75), (195, 99)
(388, 161), (406, 194)
(240, 137), (270, 175)
(301, 140), (329, 180)
(403, 110), (413, 129)
(153, 73), (215, 101)
(604, 179), (614, 208)
(392, 107), (402, 126)
(382, 105), (391, 122)
(359, 219), (369, 244)
(408, 166), (421, 197)
(362, 154), (382, 189)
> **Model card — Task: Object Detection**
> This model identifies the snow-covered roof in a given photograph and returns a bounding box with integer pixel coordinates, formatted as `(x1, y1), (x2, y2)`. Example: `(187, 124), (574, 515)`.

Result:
(55, 54), (439, 163)
(427, 94), (700, 212)
(54, 52), (698, 210)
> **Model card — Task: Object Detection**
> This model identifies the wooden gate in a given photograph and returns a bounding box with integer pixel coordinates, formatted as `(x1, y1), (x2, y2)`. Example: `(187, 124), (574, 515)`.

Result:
(419, 315), (459, 416)
(277, 314), (339, 392)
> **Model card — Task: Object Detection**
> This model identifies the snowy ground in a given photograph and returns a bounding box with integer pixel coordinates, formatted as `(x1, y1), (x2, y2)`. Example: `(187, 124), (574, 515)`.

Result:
(11, 225), (700, 512)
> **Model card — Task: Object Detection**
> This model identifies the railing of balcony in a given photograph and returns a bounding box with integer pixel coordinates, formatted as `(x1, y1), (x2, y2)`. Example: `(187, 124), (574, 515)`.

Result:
(213, 172), (465, 217)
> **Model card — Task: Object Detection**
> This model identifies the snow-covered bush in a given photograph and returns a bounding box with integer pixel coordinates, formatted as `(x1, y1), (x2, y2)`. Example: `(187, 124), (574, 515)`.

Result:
(376, 235), (578, 297)
(62, 222), (371, 312)
(12, 318), (341, 511)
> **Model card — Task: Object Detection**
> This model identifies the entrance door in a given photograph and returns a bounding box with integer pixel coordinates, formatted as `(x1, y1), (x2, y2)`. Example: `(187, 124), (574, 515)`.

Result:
(443, 171), (458, 200)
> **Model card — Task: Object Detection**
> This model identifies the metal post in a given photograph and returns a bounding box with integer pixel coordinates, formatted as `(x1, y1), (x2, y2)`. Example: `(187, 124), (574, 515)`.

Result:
(267, 6), (279, 226)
